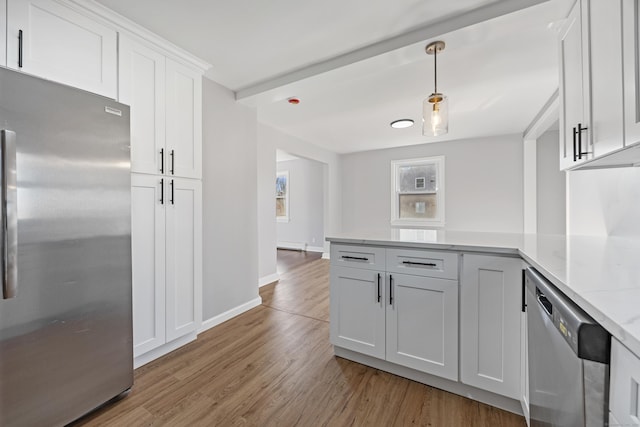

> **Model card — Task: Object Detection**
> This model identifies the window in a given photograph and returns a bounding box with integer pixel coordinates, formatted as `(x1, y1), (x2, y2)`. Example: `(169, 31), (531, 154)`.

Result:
(391, 156), (444, 227)
(276, 171), (289, 222)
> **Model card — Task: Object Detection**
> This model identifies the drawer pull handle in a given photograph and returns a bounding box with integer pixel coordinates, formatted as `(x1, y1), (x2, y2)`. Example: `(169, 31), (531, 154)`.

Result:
(341, 255), (369, 261)
(402, 261), (436, 267)
(389, 274), (393, 305)
(377, 273), (381, 303)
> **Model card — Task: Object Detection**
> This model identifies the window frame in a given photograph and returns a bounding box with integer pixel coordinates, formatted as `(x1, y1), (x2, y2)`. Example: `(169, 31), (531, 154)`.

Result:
(276, 170), (290, 223)
(390, 156), (445, 228)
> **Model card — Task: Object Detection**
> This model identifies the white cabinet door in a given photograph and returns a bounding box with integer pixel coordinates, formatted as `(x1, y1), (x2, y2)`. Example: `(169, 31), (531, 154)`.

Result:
(330, 266), (386, 359)
(623, 0), (640, 146)
(386, 273), (458, 381)
(610, 339), (640, 426)
(559, 0), (590, 170)
(7, 0), (117, 98)
(165, 59), (202, 179)
(165, 178), (202, 342)
(460, 254), (522, 399)
(131, 174), (166, 357)
(119, 36), (166, 176)
(0, 0), (6, 67)
(587, 0), (624, 158)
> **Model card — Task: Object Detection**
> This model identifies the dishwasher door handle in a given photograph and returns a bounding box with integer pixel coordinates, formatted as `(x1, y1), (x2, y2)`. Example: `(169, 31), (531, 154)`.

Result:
(536, 288), (553, 317)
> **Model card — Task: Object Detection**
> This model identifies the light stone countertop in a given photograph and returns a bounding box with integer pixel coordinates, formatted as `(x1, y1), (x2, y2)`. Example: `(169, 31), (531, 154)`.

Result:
(326, 230), (640, 358)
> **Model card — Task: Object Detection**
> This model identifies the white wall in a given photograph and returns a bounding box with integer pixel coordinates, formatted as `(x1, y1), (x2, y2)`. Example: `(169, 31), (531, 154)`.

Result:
(276, 157), (324, 250)
(341, 134), (524, 233)
(202, 78), (260, 320)
(536, 131), (566, 234)
(568, 167), (640, 237)
(257, 123), (341, 282)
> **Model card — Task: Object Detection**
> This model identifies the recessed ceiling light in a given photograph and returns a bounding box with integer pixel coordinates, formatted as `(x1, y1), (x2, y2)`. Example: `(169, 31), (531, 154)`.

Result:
(390, 119), (414, 129)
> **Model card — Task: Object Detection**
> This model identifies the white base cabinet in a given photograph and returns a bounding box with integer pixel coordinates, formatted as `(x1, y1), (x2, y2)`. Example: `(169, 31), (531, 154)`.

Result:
(330, 244), (459, 381)
(330, 266), (385, 359)
(6, 0), (117, 98)
(460, 254), (523, 400)
(386, 272), (458, 381)
(610, 338), (640, 426)
(131, 174), (202, 358)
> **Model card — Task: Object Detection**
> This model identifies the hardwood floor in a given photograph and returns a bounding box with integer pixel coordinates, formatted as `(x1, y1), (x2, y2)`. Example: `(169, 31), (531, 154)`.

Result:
(75, 255), (525, 427)
(276, 248), (322, 275)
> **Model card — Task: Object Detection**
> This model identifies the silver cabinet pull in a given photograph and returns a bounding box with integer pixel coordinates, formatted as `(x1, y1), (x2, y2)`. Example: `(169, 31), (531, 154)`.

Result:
(1, 130), (18, 299)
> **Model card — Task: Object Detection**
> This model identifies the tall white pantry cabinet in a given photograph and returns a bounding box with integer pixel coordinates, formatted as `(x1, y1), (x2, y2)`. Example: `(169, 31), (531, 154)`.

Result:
(0, 0), (207, 366)
(119, 35), (204, 364)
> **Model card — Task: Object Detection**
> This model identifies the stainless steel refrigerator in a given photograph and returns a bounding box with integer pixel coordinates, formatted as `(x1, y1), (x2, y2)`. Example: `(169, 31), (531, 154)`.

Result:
(0, 67), (133, 426)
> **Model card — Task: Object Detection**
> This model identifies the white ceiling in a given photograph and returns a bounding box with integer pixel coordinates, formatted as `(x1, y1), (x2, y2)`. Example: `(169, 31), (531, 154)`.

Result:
(96, 0), (571, 154)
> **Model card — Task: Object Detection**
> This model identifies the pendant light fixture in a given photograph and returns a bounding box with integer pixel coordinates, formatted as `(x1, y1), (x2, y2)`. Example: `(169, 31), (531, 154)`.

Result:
(423, 41), (448, 137)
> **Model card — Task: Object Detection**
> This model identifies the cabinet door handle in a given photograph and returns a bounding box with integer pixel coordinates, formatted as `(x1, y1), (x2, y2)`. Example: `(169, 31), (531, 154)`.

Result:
(170, 149), (175, 175)
(389, 274), (393, 305)
(572, 126), (578, 161)
(160, 178), (164, 205)
(160, 149), (164, 174)
(18, 30), (23, 68)
(402, 261), (436, 267)
(577, 123), (589, 159)
(341, 255), (369, 261)
(170, 179), (174, 205)
(377, 273), (381, 303)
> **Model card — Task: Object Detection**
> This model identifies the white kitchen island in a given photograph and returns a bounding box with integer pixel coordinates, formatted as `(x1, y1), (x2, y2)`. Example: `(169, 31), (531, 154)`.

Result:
(326, 230), (640, 424)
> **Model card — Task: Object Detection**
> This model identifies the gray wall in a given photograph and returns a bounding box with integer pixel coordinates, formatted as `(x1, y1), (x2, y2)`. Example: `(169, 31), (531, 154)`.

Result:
(568, 167), (640, 236)
(257, 123), (341, 281)
(202, 78), (259, 320)
(341, 134), (524, 233)
(536, 131), (566, 234)
(276, 158), (325, 249)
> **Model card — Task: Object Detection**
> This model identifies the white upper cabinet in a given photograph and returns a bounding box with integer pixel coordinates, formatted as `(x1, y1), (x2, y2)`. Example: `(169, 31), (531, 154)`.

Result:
(119, 36), (202, 179)
(119, 36), (167, 176)
(165, 59), (202, 179)
(586, 0), (624, 158)
(460, 254), (523, 400)
(559, 0), (589, 170)
(559, 0), (631, 170)
(6, 0), (117, 98)
(623, 0), (640, 146)
(0, 0), (6, 67)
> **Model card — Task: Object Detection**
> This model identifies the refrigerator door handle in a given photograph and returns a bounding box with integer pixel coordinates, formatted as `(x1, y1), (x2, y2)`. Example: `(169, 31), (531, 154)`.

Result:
(1, 130), (18, 299)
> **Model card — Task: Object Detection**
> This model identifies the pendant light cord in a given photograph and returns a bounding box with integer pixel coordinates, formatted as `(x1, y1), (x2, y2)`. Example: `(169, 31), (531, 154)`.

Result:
(434, 47), (437, 94)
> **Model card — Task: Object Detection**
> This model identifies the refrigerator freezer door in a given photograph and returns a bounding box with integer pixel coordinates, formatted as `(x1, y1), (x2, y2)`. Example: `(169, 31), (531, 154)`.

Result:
(0, 67), (132, 426)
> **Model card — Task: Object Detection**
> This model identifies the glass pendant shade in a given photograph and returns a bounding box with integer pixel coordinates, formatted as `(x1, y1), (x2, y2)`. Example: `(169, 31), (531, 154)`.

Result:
(422, 93), (448, 136)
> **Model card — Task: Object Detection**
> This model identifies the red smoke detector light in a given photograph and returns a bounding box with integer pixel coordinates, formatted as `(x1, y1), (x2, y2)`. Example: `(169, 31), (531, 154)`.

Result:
(287, 98), (300, 105)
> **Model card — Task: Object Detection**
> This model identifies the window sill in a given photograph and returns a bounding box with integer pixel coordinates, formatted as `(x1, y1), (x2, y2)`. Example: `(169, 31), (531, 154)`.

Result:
(277, 217), (290, 223)
(390, 219), (444, 228)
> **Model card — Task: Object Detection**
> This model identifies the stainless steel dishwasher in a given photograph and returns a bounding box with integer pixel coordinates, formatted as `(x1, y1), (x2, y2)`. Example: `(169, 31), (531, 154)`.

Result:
(525, 267), (611, 427)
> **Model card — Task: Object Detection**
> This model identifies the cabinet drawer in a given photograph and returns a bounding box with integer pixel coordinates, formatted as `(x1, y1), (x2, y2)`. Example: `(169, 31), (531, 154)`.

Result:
(330, 244), (385, 271)
(386, 248), (458, 279)
(610, 338), (640, 426)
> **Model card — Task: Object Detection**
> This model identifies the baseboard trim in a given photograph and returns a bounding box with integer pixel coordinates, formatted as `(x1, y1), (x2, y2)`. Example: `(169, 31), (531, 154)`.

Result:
(333, 347), (523, 416)
(134, 332), (197, 369)
(277, 241), (306, 251)
(259, 273), (280, 287)
(306, 245), (324, 253)
(322, 252), (330, 260)
(199, 296), (263, 333)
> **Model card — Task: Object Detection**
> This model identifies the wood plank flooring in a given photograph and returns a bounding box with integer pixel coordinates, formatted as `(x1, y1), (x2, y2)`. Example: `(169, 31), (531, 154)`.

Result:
(74, 254), (526, 427)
